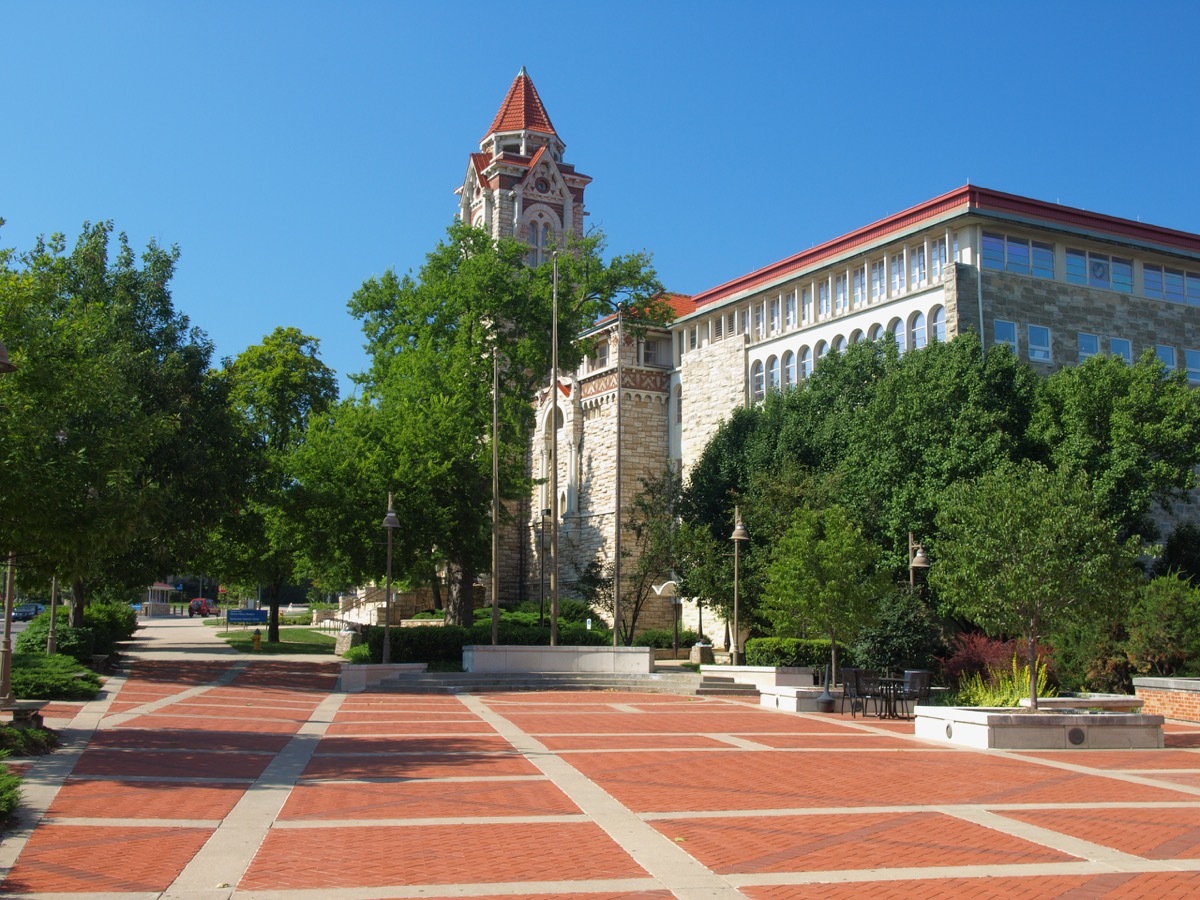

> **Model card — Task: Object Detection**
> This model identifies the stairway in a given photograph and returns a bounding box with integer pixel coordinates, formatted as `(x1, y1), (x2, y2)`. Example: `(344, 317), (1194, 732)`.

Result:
(367, 668), (758, 697)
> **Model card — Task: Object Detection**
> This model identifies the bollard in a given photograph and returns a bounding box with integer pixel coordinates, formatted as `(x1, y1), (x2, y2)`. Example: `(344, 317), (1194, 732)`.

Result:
(252, 628), (262, 652)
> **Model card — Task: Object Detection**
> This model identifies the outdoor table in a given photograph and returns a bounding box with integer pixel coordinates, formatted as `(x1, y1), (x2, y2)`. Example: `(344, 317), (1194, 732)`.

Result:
(878, 676), (906, 719)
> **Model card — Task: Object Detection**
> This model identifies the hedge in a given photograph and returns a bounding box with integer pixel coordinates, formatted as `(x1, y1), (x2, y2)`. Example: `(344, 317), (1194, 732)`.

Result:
(745, 637), (854, 669)
(362, 619), (611, 663)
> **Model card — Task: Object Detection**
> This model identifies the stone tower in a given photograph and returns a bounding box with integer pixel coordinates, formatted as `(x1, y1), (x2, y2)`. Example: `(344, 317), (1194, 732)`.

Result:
(456, 67), (591, 261)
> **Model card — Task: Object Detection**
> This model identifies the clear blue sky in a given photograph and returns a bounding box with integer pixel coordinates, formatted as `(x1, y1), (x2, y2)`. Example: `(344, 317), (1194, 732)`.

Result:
(4, 1), (1198, 395)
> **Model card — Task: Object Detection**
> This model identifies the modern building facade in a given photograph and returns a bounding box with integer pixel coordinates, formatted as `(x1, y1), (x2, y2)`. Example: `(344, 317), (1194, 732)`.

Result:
(469, 71), (1200, 636)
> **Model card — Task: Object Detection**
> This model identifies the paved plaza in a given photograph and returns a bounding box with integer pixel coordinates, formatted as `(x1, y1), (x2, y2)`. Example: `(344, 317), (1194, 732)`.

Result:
(1, 618), (1199, 898)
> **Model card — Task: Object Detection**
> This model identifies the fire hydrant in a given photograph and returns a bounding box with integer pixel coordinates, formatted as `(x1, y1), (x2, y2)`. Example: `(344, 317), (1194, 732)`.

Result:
(252, 628), (262, 652)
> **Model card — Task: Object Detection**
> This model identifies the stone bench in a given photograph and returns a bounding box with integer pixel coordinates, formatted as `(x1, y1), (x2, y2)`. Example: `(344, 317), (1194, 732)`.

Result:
(1019, 694), (1143, 712)
(760, 685), (838, 713)
(4, 700), (50, 729)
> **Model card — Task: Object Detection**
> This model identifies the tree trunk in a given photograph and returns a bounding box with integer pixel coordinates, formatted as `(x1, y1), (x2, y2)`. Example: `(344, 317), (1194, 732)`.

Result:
(829, 627), (839, 686)
(443, 559), (475, 626)
(267, 581), (282, 643)
(430, 573), (442, 611)
(1027, 632), (1038, 712)
(70, 580), (87, 628)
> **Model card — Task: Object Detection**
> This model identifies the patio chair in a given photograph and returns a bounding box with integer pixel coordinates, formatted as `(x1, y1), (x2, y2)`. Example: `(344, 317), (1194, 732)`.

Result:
(897, 670), (932, 717)
(839, 667), (861, 716)
(856, 669), (881, 717)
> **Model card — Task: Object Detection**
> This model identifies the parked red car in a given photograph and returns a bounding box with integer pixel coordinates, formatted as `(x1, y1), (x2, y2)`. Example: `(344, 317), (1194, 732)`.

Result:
(189, 598), (219, 618)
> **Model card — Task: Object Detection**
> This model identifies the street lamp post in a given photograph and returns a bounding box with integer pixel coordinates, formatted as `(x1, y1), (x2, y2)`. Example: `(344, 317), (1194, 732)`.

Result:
(908, 531), (930, 590)
(729, 506), (750, 667)
(549, 253), (560, 646)
(491, 345), (500, 646)
(381, 493), (400, 665)
(538, 508), (549, 627)
(0, 342), (16, 709)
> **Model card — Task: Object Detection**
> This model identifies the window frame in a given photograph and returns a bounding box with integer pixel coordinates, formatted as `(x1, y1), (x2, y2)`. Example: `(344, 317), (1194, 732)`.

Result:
(1027, 324), (1052, 363)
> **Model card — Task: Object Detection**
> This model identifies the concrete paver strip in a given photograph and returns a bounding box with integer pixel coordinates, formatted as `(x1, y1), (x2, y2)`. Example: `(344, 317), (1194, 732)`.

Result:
(162, 691), (346, 897)
(459, 693), (749, 899)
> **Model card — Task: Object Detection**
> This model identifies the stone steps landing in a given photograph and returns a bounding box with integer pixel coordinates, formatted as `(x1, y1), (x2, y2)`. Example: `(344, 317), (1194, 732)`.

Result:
(368, 669), (757, 697)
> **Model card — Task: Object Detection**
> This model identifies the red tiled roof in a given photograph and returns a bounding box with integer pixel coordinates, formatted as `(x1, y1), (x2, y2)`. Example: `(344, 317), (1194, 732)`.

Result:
(469, 152), (490, 187)
(486, 67), (557, 139)
(689, 185), (1200, 309)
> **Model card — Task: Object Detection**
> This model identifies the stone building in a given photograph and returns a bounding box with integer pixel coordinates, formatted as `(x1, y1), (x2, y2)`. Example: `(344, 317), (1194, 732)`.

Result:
(466, 71), (1200, 641)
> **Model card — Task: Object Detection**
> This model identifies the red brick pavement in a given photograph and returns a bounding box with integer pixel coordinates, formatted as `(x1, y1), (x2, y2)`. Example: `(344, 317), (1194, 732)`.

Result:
(7, 657), (1200, 899)
(1023, 749), (1200, 769)
(3, 825), (212, 893)
(279, 777), (580, 820)
(71, 747), (273, 779)
(49, 779), (246, 819)
(999, 807), (1200, 859)
(239, 821), (646, 890)
(314, 733), (515, 754)
(651, 811), (1074, 873)
(745, 872), (1200, 899)
(565, 748), (1196, 812)
(300, 750), (540, 780)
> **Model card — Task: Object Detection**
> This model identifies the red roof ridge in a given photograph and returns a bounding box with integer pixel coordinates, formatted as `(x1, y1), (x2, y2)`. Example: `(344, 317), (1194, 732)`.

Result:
(486, 66), (557, 139)
(690, 185), (1200, 309)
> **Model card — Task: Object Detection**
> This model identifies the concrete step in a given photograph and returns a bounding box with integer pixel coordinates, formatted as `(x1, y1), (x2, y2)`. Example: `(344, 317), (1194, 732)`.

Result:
(695, 674), (760, 697)
(368, 670), (706, 695)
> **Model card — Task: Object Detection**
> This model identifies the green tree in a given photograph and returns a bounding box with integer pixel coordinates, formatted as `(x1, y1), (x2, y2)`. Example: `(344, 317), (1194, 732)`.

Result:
(346, 223), (663, 626)
(208, 327), (338, 642)
(602, 468), (681, 645)
(1030, 351), (1200, 542)
(761, 504), (888, 679)
(931, 461), (1137, 709)
(1125, 573), (1200, 677)
(0, 222), (248, 619)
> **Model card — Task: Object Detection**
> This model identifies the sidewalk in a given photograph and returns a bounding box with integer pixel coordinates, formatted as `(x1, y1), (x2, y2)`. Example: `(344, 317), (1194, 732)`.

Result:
(1, 617), (1198, 898)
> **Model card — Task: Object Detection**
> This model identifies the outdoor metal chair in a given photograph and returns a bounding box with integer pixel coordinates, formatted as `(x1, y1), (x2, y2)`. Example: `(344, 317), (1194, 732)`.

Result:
(856, 670), (881, 717)
(897, 669), (932, 717)
(839, 667), (861, 716)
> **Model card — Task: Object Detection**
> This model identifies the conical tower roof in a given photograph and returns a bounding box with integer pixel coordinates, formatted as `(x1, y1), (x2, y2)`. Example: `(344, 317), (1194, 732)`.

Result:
(485, 66), (557, 139)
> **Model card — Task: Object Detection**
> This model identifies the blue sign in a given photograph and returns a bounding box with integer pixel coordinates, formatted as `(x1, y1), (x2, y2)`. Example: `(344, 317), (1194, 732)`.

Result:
(227, 609), (268, 624)
(175, 583), (184, 591)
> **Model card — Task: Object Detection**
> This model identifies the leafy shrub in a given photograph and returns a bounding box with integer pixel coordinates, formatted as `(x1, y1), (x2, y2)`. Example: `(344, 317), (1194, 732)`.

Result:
(1125, 574), (1200, 677)
(940, 633), (1025, 689)
(342, 643), (371, 663)
(558, 599), (593, 623)
(10, 653), (101, 700)
(0, 723), (59, 756)
(953, 656), (1056, 707)
(851, 591), (947, 674)
(745, 637), (853, 669)
(84, 601), (138, 652)
(16, 620), (96, 665)
(0, 756), (20, 821)
(632, 628), (701, 649)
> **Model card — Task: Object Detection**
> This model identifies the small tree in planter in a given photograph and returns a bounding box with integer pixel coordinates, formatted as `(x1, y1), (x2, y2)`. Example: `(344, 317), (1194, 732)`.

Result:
(761, 505), (888, 683)
(931, 462), (1136, 710)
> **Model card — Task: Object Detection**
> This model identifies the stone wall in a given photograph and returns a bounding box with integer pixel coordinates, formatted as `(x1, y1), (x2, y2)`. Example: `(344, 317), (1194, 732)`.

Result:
(679, 333), (747, 475)
(979, 269), (1200, 370)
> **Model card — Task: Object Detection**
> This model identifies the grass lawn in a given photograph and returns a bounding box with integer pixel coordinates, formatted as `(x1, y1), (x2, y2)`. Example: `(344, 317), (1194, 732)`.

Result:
(217, 627), (336, 655)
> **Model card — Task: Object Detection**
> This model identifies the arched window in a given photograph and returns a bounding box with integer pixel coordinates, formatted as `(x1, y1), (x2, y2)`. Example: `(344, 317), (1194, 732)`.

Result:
(782, 350), (795, 390)
(887, 318), (906, 354)
(868, 323), (883, 342)
(801, 346), (813, 378)
(815, 340), (828, 360)
(751, 360), (765, 402)
(849, 329), (863, 345)
(674, 384), (682, 425)
(833, 335), (847, 353)
(767, 355), (780, 392)
(910, 311), (927, 350)
(930, 305), (946, 342)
